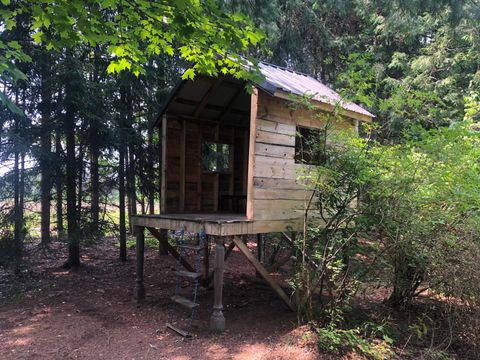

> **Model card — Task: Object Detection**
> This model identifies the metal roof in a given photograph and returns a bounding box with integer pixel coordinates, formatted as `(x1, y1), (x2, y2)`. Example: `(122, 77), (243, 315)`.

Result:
(256, 61), (374, 118)
(153, 61), (374, 128)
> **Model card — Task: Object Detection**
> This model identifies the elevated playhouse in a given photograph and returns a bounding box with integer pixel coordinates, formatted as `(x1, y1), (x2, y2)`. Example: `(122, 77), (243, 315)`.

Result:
(131, 61), (374, 333)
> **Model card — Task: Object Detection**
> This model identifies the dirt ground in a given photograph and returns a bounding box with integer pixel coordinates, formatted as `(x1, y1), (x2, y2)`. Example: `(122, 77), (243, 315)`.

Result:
(0, 238), (322, 360)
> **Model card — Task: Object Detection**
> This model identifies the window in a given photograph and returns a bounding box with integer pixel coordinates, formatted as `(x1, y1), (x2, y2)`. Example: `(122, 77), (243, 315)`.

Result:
(201, 142), (231, 172)
(295, 126), (326, 165)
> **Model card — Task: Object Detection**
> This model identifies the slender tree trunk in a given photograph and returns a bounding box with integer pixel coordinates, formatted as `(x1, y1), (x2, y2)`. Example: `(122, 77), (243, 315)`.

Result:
(65, 52), (79, 268)
(90, 141), (99, 235)
(55, 128), (64, 237)
(13, 141), (22, 265)
(77, 142), (83, 219)
(125, 148), (132, 234)
(13, 91), (23, 267)
(19, 152), (25, 242)
(119, 144), (127, 261)
(126, 81), (136, 232)
(90, 50), (100, 237)
(119, 83), (127, 261)
(128, 144), (137, 222)
(39, 49), (52, 246)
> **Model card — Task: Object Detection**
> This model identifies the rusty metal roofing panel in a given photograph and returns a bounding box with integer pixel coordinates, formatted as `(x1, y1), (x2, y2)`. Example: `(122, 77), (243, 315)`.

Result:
(256, 62), (374, 118)
(153, 60), (374, 128)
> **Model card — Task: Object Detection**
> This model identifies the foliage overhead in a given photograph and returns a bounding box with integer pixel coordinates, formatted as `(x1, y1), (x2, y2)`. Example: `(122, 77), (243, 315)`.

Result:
(0, 0), (265, 108)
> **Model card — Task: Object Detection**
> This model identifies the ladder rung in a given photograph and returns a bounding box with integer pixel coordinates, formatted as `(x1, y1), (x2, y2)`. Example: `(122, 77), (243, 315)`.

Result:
(171, 295), (199, 309)
(176, 270), (202, 279)
(166, 322), (191, 337)
(177, 244), (203, 251)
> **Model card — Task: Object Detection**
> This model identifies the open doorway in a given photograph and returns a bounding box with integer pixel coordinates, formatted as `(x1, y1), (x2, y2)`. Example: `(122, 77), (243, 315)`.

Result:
(160, 76), (250, 215)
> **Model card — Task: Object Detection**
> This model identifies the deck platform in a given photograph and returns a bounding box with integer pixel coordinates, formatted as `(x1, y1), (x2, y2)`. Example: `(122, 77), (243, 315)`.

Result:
(131, 213), (254, 236)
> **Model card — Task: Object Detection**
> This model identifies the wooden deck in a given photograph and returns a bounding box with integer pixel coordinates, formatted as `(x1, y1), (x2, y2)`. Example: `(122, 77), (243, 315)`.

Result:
(131, 213), (254, 236)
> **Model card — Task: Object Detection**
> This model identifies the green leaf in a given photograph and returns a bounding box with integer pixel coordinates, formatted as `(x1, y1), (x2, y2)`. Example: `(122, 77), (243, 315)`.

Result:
(106, 62), (117, 74)
(32, 31), (44, 44)
(182, 68), (195, 80)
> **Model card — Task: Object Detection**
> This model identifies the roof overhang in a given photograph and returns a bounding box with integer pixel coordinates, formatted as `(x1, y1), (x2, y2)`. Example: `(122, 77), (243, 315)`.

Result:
(271, 89), (373, 123)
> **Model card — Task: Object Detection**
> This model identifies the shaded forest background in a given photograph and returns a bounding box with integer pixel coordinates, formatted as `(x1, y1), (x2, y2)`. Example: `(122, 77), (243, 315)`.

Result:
(2, 0), (478, 264)
(1, 1), (480, 358)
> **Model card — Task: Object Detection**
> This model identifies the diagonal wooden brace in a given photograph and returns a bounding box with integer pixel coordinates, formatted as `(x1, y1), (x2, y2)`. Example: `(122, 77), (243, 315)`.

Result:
(146, 227), (195, 273)
(232, 236), (295, 311)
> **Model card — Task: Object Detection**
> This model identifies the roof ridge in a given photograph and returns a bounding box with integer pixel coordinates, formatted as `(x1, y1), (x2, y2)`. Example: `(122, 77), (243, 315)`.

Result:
(258, 60), (319, 80)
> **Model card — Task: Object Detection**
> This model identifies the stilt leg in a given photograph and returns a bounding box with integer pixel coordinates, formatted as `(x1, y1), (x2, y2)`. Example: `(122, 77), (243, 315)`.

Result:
(210, 236), (225, 332)
(158, 228), (168, 255)
(202, 235), (210, 286)
(134, 226), (145, 302)
(256, 233), (265, 277)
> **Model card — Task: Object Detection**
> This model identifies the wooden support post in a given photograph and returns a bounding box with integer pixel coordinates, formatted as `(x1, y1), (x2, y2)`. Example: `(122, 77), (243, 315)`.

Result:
(257, 233), (265, 263)
(133, 226), (145, 302)
(210, 236), (226, 332)
(246, 87), (258, 220)
(179, 119), (186, 212)
(206, 239), (236, 286)
(256, 233), (265, 278)
(201, 235), (210, 286)
(158, 228), (168, 256)
(160, 114), (167, 213)
(232, 236), (295, 311)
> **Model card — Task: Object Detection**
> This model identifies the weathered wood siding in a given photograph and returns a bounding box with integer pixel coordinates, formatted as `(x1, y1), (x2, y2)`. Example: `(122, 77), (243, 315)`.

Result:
(164, 116), (248, 213)
(250, 91), (355, 231)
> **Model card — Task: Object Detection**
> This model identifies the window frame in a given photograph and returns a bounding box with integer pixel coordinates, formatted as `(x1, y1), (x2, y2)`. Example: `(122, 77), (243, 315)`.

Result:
(201, 141), (232, 174)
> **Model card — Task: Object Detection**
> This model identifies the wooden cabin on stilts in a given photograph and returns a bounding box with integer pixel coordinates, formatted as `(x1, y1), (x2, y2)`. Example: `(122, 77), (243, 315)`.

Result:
(131, 61), (374, 333)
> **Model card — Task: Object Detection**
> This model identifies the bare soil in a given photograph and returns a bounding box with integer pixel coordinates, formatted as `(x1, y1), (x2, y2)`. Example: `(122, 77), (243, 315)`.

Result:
(0, 238), (321, 360)
(2, 237), (472, 359)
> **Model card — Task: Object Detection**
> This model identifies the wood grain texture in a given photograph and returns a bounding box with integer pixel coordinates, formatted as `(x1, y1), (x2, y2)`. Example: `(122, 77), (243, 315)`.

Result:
(246, 87), (258, 220)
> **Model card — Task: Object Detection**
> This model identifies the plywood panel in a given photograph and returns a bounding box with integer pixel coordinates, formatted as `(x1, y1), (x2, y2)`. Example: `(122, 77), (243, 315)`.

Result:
(254, 155), (303, 179)
(255, 129), (295, 147)
(257, 91), (356, 131)
(255, 142), (295, 159)
(256, 118), (296, 136)
(253, 187), (314, 201)
(253, 199), (306, 221)
(253, 177), (309, 190)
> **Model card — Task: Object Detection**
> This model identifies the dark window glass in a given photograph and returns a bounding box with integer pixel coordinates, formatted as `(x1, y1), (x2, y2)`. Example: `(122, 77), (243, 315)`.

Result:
(294, 126), (326, 165)
(201, 142), (231, 172)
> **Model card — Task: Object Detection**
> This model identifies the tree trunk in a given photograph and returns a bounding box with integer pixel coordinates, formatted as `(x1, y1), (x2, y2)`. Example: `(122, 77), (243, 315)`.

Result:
(39, 49), (53, 246)
(126, 81), (136, 232)
(129, 145), (137, 220)
(125, 148), (132, 234)
(55, 128), (64, 237)
(13, 141), (22, 265)
(119, 145), (127, 261)
(90, 51), (100, 237)
(77, 142), (84, 221)
(64, 52), (79, 268)
(119, 83), (127, 261)
(13, 91), (23, 267)
(90, 141), (100, 236)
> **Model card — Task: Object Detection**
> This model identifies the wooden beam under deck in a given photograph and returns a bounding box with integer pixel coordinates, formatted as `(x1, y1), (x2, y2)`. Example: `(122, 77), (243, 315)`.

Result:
(131, 214), (307, 235)
(131, 214), (253, 236)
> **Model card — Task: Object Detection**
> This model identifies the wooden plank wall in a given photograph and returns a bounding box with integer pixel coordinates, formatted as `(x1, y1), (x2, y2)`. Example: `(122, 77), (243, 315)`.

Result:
(164, 116), (248, 213)
(251, 92), (355, 230)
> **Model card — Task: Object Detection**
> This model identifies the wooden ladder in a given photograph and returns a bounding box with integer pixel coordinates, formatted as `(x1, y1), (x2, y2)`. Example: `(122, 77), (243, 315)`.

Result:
(166, 229), (207, 337)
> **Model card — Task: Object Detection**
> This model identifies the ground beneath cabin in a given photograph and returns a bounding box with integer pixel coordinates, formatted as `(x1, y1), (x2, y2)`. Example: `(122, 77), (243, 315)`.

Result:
(0, 237), (325, 360)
